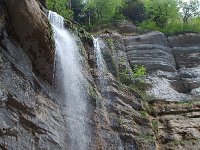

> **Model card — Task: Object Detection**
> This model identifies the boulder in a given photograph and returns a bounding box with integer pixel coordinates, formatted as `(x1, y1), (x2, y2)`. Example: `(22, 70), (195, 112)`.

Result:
(115, 20), (138, 34)
(5, 0), (55, 84)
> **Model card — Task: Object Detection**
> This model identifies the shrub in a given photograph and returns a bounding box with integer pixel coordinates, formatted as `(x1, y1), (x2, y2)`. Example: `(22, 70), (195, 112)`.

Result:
(140, 18), (200, 35)
(133, 65), (146, 78)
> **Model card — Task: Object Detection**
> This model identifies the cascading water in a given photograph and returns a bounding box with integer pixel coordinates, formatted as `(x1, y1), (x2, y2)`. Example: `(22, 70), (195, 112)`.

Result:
(93, 38), (109, 97)
(48, 11), (89, 150)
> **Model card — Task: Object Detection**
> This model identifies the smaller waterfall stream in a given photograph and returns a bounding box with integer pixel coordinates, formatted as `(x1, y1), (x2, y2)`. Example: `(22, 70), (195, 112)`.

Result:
(48, 11), (89, 150)
(93, 38), (109, 98)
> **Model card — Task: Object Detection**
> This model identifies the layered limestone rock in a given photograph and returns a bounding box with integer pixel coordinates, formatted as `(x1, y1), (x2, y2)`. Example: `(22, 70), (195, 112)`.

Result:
(168, 33), (200, 47)
(122, 31), (200, 101)
(151, 100), (200, 150)
(96, 30), (200, 149)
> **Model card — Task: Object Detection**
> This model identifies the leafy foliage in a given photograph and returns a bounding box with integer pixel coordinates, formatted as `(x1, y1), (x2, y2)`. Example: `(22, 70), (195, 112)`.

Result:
(140, 16), (200, 34)
(46, 0), (200, 33)
(119, 65), (147, 86)
(83, 0), (124, 28)
(144, 0), (179, 28)
(123, 0), (146, 23)
(71, 0), (85, 22)
(133, 65), (146, 78)
(47, 0), (73, 20)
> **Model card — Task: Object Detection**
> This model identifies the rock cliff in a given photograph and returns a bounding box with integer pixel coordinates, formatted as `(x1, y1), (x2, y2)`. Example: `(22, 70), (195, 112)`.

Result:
(98, 31), (200, 149)
(6, 0), (55, 84)
(0, 0), (200, 150)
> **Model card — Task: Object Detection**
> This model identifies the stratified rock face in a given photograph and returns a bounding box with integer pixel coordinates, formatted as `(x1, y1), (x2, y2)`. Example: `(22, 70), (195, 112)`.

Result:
(96, 31), (200, 150)
(124, 32), (176, 72)
(123, 31), (169, 47)
(168, 33), (200, 47)
(91, 35), (158, 150)
(5, 0), (54, 84)
(151, 100), (200, 150)
(173, 47), (200, 68)
(0, 33), (66, 149)
(122, 31), (200, 101)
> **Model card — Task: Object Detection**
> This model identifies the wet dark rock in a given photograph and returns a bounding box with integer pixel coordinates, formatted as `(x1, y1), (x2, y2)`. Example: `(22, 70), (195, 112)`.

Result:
(5, 0), (55, 84)
(39, 0), (46, 7)
(0, 27), (66, 150)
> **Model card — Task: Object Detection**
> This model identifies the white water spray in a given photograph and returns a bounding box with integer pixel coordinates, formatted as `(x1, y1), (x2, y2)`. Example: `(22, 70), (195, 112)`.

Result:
(48, 11), (89, 150)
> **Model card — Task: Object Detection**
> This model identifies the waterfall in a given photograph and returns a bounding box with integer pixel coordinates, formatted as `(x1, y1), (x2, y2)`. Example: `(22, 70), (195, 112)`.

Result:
(93, 38), (109, 97)
(48, 11), (89, 150)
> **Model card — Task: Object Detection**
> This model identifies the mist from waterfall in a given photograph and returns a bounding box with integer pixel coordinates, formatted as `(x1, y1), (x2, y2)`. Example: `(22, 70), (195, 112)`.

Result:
(48, 10), (89, 150)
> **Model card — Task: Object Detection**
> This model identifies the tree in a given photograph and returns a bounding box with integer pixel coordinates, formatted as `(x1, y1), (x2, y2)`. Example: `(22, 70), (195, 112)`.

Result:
(46, 0), (73, 20)
(84, 0), (124, 25)
(123, 0), (146, 23)
(83, 0), (96, 26)
(144, 0), (179, 28)
(71, 0), (85, 23)
(178, 0), (200, 23)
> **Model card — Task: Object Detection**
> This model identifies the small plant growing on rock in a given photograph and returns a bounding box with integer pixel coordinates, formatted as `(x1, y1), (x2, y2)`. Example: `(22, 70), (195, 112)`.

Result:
(105, 38), (114, 48)
(151, 119), (159, 135)
(133, 65), (146, 78)
(168, 139), (185, 146)
(139, 111), (148, 119)
(88, 84), (101, 108)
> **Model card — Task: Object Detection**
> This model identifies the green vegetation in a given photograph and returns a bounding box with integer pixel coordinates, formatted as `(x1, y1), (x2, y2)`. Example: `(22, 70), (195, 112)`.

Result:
(138, 133), (155, 142)
(118, 64), (153, 102)
(151, 119), (159, 135)
(84, 0), (124, 26)
(139, 111), (148, 119)
(46, 0), (200, 34)
(144, 0), (179, 28)
(141, 0), (200, 34)
(140, 19), (200, 35)
(119, 65), (146, 86)
(88, 84), (101, 108)
(132, 65), (146, 78)
(47, 0), (73, 20)
(105, 38), (114, 48)
(168, 139), (185, 146)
